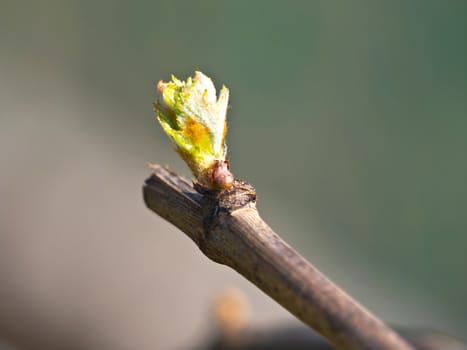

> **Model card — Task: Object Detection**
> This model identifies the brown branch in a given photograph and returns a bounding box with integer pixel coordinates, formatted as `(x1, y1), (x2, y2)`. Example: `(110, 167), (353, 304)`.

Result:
(143, 165), (415, 350)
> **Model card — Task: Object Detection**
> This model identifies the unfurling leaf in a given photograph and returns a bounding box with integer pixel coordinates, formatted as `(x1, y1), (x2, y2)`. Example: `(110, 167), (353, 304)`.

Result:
(154, 71), (234, 190)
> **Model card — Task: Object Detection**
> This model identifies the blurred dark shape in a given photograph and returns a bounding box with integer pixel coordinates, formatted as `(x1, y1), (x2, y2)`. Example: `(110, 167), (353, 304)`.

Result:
(200, 324), (467, 350)
(193, 289), (467, 350)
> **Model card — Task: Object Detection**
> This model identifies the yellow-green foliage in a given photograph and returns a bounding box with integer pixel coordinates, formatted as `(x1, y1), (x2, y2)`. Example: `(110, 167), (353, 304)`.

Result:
(155, 71), (229, 178)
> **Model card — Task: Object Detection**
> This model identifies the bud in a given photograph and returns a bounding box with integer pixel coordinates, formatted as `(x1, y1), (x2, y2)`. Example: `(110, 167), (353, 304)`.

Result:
(154, 71), (234, 190)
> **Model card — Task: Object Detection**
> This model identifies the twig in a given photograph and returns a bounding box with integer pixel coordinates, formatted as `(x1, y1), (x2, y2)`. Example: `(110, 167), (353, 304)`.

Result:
(143, 165), (415, 350)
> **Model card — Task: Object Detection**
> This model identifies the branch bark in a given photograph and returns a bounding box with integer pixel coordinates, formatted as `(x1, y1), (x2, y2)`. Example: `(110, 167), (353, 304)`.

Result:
(143, 165), (415, 350)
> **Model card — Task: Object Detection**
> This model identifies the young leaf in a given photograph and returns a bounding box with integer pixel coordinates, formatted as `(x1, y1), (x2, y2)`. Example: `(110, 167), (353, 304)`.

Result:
(154, 71), (234, 190)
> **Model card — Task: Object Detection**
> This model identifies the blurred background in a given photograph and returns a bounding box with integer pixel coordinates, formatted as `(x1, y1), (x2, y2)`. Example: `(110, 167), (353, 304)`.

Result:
(0, 1), (466, 349)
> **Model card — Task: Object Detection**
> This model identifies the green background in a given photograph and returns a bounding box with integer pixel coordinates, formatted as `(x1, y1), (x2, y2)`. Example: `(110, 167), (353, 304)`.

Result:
(1, 1), (466, 349)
